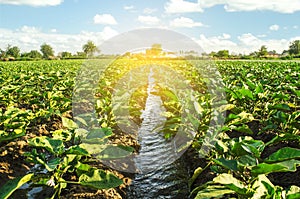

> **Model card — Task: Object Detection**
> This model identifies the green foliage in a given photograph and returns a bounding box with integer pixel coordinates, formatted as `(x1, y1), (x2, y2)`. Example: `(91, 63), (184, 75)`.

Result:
(40, 43), (54, 59)
(190, 61), (300, 199)
(82, 40), (100, 57)
(0, 174), (34, 199)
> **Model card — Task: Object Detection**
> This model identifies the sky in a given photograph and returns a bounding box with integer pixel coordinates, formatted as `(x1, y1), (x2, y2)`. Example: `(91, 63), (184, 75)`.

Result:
(0, 0), (300, 55)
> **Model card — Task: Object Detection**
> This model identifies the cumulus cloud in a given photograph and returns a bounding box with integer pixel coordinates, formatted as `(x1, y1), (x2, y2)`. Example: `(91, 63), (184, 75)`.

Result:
(269, 24), (279, 31)
(123, 5), (134, 10)
(195, 33), (290, 54)
(196, 34), (237, 52)
(0, 0), (63, 6)
(143, 8), (157, 14)
(165, 0), (203, 13)
(170, 17), (203, 28)
(165, 0), (300, 13)
(0, 26), (118, 54)
(137, 15), (160, 25)
(93, 14), (117, 25)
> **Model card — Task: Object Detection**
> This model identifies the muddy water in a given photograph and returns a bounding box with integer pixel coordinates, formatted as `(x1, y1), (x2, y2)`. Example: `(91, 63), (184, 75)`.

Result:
(126, 69), (189, 199)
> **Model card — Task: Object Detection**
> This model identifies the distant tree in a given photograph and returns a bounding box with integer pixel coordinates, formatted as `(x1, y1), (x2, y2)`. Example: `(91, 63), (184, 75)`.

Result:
(151, 43), (162, 55)
(258, 45), (268, 57)
(209, 51), (217, 58)
(146, 43), (163, 57)
(82, 41), (99, 57)
(6, 45), (20, 58)
(25, 50), (42, 59)
(40, 43), (54, 59)
(60, 51), (72, 59)
(288, 40), (300, 55)
(0, 48), (6, 59)
(216, 50), (229, 58)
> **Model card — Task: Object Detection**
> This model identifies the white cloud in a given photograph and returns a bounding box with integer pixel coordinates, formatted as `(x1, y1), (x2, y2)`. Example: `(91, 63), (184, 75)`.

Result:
(257, 34), (267, 38)
(269, 24), (279, 31)
(195, 33), (290, 54)
(0, 26), (118, 54)
(93, 14), (117, 25)
(19, 25), (40, 33)
(50, 29), (57, 33)
(0, 0), (63, 6)
(165, 0), (203, 13)
(165, 0), (300, 13)
(170, 17), (203, 28)
(137, 15), (160, 25)
(293, 25), (298, 29)
(124, 5), (134, 10)
(237, 33), (288, 53)
(143, 8), (157, 14)
(218, 33), (231, 39)
(196, 34), (237, 52)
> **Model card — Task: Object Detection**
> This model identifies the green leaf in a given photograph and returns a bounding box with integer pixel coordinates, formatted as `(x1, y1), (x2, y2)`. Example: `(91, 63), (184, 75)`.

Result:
(0, 173), (34, 199)
(266, 134), (300, 146)
(252, 174), (274, 199)
(251, 160), (300, 176)
(65, 145), (90, 156)
(86, 128), (113, 139)
(188, 167), (203, 189)
(79, 169), (122, 189)
(268, 103), (291, 111)
(237, 155), (257, 167)
(238, 88), (255, 100)
(62, 117), (78, 129)
(233, 124), (253, 134)
(96, 145), (134, 159)
(0, 129), (25, 142)
(265, 147), (300, 163)
(28, 136), (65, 155)
(286, 186), (300, 199)
(51, 129), (72, 141)
(195, 185), (235, 199)
(213, 173), (248, 195)
(213, 158), (238, 171)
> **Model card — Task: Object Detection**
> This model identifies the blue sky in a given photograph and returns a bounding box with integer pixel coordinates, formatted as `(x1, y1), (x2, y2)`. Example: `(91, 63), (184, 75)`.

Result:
(0, 0), (299, 54)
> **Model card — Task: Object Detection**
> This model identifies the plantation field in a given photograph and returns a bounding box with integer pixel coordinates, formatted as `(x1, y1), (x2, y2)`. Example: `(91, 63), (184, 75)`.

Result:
(0, 59), (299, 198)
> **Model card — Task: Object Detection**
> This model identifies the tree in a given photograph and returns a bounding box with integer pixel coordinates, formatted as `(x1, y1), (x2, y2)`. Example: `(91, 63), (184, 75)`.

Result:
(60, 51), (72, 59)
(40, 43), (54, 59)
(26, 50), (42, 59)
(258, 45), (268, 57)
(288, 40), (300, 55)
(82, 40), (99, 57)
(6, 45), (20, 58)
(216, 50), (229, 58)
(152, 43), (162, 56)
(0, 48), (6, 59)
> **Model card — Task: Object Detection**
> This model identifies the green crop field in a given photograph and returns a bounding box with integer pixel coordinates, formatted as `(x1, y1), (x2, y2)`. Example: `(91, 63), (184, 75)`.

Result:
(0, 59), (299, 198)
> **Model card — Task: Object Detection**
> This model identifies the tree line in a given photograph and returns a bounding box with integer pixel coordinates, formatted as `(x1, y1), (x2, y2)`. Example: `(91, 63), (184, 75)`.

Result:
(0, 40), (100, 61)
(0, 40), (300, 61)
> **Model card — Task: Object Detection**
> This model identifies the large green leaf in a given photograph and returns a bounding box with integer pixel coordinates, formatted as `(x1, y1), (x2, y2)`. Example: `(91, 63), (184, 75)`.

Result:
(213, 158), (238, 171)
(79, 169), (122, 189)
(286, 186), (300, 199)
(213, 173), (248, 195)
(265, 147), (300, 163)
(195, 185), (235, 199)
(62, 117), (78, 129)
(28, 136), (65, 155)
(268, 103), (290, 111)
(251, 160), (300, 176)
(0, 173), (34, 199)
(96, 145), (134, 159)
(0, 129), (25, 143)
(238, 88), (255, 100)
